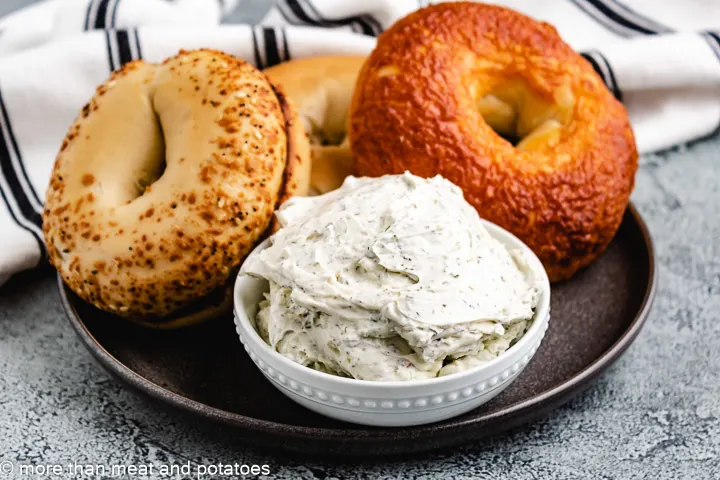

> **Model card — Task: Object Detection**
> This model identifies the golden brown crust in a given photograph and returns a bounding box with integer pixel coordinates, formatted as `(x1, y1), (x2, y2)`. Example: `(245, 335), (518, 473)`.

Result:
(271, 83), (311, 211)
(349, 3), (638, 281)
(43, 49), (303, 320)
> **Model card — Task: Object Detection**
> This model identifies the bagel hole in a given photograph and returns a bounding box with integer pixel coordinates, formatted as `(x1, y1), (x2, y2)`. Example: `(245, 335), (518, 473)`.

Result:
(475, 82), (573, 151)
(134, 156), (166, 197)
(308, 120), (346, 147)
(301, 113), (354, 194)
(496, 130), (521, 146)
(318, 132), (345, 146)
(131, 112), (167, 200)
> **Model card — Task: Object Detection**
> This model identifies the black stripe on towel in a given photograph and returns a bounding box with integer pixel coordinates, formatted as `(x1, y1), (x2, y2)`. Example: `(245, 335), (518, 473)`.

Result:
(356, 15), (383, 36)
(105, 30), (136, 72)
(603, 0), (671, 33)
(595, 52), (622, 101)
(571, 0), (657, 37)
(317, 11), (380, 37)
(0, 91), (41, 207)
(110, 0), (121, 28)
(281, 0), (382, 36)
(115, 30), (133, 66)
(133, 28), (143, 60)
(581, 53), (604, 77)
(0, 89), (44, 256)
(251, 28), (289, 69)
(262, 28), (282, 68)
(279, 28), (290, 63)
(0, 90), (43, 215)
(276, 1), (301, 24)
(704, 32), (720, 63)
(93, 0), (112, 29)
(83, 0), (94, 31)
(282, 0), (322, 28)
(581, 52), (622, 101)
(585, 0), (661, 34)
(104, 29), (116, 71)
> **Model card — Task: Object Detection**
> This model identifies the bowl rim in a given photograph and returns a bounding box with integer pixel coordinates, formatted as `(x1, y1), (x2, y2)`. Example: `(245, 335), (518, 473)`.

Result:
(233, 217), (551, 389)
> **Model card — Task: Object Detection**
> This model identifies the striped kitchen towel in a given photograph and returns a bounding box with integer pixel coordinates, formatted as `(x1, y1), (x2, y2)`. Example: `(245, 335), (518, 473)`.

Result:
(0, 0), (718, 284)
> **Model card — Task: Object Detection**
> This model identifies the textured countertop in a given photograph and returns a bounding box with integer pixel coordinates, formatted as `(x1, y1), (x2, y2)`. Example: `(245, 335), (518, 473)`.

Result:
(1, 1), (720, 479)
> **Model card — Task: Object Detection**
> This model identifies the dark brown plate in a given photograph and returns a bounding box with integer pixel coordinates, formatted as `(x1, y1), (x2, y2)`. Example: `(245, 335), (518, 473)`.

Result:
(59, 204), (656, 457)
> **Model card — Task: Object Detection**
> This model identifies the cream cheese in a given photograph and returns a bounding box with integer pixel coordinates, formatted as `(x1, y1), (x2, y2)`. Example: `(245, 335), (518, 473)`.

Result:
(242, 172), (540, 381)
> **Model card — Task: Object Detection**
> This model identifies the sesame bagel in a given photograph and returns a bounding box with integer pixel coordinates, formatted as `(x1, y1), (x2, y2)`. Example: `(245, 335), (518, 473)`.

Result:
(43, 49), (310, 325)
(349, 3), (638, 281)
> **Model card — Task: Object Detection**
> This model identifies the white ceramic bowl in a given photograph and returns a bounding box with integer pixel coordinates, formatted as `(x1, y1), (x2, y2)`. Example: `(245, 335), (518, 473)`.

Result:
(233, 219), (550, 427)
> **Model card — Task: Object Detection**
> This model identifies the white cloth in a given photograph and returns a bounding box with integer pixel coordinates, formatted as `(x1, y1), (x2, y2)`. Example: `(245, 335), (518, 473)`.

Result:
(0, 0), (718, 283)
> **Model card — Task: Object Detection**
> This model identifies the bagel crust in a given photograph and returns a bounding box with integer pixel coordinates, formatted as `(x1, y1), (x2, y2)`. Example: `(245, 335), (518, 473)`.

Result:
(349, 3), (638, 281)
(43, 49), (309, 320)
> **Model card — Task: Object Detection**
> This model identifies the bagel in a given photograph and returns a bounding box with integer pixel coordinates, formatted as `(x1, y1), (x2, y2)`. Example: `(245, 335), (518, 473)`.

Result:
(264, 56), (365, 194)
(43, 49), (310, 326)
(349, 3), (638, 281)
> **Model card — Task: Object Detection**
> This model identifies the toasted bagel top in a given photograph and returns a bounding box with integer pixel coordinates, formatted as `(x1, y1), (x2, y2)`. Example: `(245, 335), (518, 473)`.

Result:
(43, 49), (309, 318)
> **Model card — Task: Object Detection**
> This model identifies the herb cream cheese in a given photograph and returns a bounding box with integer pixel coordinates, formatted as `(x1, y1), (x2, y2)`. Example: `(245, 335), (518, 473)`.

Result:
(242, 173), (540, 381)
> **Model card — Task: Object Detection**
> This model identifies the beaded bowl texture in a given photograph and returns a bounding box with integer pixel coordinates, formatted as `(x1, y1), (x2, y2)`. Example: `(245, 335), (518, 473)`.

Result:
(233, 220), (551, 427)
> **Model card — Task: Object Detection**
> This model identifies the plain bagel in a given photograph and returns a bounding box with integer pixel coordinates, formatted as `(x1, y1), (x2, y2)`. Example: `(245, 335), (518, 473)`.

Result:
(349, 3), (638, 281)
(43, 49), (310, 325)
(264, 56), (365, 194)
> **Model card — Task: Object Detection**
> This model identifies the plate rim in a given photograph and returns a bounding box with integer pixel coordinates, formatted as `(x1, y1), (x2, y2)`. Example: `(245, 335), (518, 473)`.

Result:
(58, 203), (657, 451)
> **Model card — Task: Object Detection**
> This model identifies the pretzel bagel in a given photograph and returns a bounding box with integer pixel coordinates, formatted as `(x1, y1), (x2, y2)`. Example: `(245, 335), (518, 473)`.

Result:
(43, 49), (310, 325)
(349, 3), (638, 281)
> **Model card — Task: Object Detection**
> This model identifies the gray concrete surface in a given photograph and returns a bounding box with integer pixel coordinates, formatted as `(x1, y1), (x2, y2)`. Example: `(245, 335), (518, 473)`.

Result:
(1, 1), (719, 479)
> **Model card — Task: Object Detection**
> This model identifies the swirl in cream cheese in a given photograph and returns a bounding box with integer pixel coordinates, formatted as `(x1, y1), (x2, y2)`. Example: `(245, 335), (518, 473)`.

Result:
(242, 172), (540, 381)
